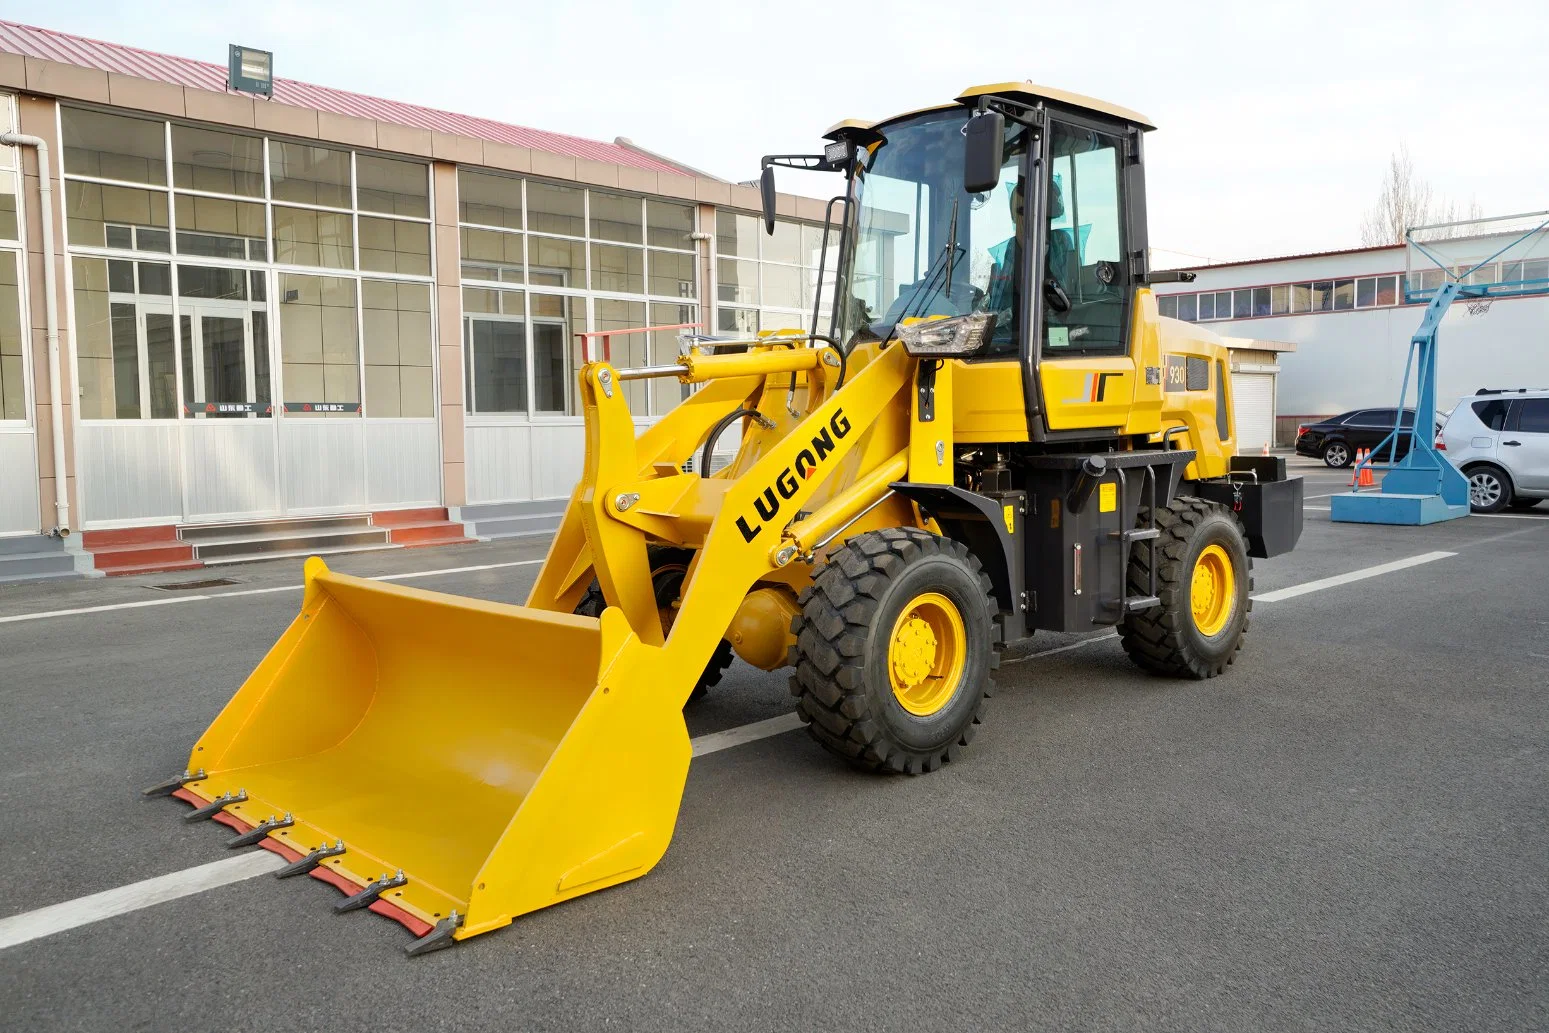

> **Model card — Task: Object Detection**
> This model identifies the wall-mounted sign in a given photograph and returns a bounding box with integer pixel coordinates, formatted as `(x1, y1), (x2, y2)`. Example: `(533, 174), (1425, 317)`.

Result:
(183, 401), (271, 415)
(282, 402), (363, 414)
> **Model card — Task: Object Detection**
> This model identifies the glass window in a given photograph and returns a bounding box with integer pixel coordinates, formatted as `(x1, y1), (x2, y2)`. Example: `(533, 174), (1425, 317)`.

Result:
(1355, 277), (1376, 307)
(174, 194), (265, 259)
(1156, 294), (1177, 318)
(1471, 399), (1509, 430)
(718, 258), (758, 304)
(765, 220), (802, 265)
(359, 216), (431, 276)
(1271, 284), (1290, 315)
(176, 263), (270, 418)
(73, 257), (118, 418)
(591, 243), (643, 293)
(1375, 275), (1397, 306)
(528, 235), (584, 289)
(65, 181), (170, 250)
(1197, 292), (1214, 320)
(460, 226), (524, 283)
(1290, 283), (1311, 313)
(1519, 399), (1549, 434)
(1231, 289), (1251, 319)
(1044, 122), (1126, 353)
(172, 125), (263, 197)
(270, 142), (351, 208)
(527, 181), (584, 237)
(761, 263), (802, 309)
(62, 108), (166, 185)
(596, 299), (649, 411)
(0, 253), (25, 420)
(1333, 279), (1354, 310)
(1464, 263), (1496, 287)
(1311, 281), (1333, 312)
(1522, 259), (1549, 290)
(278, 273), (359, 411)
(1215, 291), (1232, 318)
(590, 191), (642, 244)
(531, 293), (578, 414)
(648, 249), (696, 299)
(717, 307), (758, 336)
(1252, 287), (1271, 317)
(465, 312), (527, 413)
(362, 280), (433, 418)
(273, 206), (354, 269)
(646, 200), (695, 249)
(458, 170), (523, 230)
(649, 302), (696, 416)
(0, 171), (16, 241)
(1176, 293), (1197, 321)
(717, 211), (760, 258)
(357, 154), (429, 219)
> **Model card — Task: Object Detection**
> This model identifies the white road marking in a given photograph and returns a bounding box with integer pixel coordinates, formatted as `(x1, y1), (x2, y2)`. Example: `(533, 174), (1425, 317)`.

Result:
(0, 559), (545, 625)
(1003, 631), (1118, 665)
(1251, 551), (1456, 603)
(0, 851), (284, 951)
(691, 713), (805, 757)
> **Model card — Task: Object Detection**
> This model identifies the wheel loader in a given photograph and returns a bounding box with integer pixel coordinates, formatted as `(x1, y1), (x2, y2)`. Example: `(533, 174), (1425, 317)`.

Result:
(147, 81), (1304, 954)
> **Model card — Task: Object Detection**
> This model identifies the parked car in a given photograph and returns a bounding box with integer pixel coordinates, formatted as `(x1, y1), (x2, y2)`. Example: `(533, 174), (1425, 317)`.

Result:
(1295, 408), (1424, 468)
(1440, 389), (1549, 513)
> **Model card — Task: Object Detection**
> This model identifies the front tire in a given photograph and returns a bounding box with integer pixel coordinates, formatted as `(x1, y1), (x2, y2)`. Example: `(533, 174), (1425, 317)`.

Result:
(1120, 498), (1253, 679)
(1322, 441), (1352, 468)
(789, 527), (996, 774)
(1467, 465), (1512, 514)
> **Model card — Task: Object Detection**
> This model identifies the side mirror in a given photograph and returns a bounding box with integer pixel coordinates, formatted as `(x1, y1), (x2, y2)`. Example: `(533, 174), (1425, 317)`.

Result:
(759, 166), (777, 234)
(963, 111), (1005, 194)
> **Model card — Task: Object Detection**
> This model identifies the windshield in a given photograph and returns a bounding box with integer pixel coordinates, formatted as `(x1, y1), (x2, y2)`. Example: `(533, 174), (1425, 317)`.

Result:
(837, 110), (1029, 356)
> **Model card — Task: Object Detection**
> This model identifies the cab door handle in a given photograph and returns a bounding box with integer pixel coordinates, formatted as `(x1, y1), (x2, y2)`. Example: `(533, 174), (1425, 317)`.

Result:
(1502, 440), (1522, 446)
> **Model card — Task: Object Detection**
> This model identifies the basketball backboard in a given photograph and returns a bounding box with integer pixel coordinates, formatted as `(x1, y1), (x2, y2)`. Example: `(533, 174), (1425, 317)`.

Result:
(1405, 210), (1549, 305)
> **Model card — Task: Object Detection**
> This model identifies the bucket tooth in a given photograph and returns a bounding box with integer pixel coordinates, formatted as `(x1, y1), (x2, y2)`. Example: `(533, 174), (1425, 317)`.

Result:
(141, 768), (205, 797)
(404, 912), (463, 957)
(274, 840), (345, 878)
(226, 813), (294, 848)
(334, 870), (408, 913)
(182, 789), (245, 821)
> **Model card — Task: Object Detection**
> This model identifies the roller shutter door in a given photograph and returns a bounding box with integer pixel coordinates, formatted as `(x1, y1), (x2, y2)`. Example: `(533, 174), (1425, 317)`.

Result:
(1231, 372), (1275, 452)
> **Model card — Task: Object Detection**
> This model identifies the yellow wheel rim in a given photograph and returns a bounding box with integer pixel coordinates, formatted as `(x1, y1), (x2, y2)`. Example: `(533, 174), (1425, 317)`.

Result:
(887, 592), (968, 717)
(1190, 543), (1236, 637)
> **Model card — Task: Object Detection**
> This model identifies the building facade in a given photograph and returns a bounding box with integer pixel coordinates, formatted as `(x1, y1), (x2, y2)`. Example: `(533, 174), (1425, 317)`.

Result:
(0, 22), (842, 569)
(1154, 239), (1549, 443)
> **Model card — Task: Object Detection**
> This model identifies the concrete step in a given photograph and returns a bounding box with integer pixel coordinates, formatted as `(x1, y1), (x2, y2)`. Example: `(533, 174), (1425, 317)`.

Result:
(180, 514), (373, 542)
(99, 559), (206, 578)
(202, 542), (400, 567)
(0, 551), (80, 583)
(0, 534), (65, 557)
(192, 527), (390, 561)
(81, 525), (179, 549)
(93, 542), (198, 574)
(467, 513), (565, 540)
(454, 500), (568, 522)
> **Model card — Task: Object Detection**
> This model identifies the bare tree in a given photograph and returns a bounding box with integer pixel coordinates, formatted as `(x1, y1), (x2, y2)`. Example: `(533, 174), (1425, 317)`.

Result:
(1360, 145), (1434, 245)
(1361, 146), (1487, 244)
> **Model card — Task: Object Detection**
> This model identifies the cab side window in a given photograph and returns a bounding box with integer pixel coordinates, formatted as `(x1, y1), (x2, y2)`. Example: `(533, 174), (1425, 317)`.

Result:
(1042, 122), (1127, 356)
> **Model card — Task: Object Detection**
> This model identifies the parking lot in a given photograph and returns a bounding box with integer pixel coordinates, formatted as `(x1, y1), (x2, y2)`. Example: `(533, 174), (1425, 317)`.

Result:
(1, 457), (1545, 1033)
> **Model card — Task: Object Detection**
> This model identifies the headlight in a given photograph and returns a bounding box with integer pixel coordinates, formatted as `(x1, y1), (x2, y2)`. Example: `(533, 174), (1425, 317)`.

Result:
(896, 312), (997, 357)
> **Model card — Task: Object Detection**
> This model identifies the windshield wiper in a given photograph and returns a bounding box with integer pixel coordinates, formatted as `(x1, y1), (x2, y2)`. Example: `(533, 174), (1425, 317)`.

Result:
(877, 234), (966, 347)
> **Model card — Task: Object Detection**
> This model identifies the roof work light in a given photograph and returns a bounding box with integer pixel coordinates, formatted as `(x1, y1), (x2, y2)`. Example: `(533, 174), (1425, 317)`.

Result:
(228, 44), (273, 97)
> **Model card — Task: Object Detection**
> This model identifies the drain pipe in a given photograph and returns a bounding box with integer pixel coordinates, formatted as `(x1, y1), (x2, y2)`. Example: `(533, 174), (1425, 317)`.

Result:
(2, 133), (68, 535)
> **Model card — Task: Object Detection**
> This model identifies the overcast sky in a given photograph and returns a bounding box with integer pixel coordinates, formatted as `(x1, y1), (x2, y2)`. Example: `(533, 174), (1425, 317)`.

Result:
(9, 0), (1547, 264)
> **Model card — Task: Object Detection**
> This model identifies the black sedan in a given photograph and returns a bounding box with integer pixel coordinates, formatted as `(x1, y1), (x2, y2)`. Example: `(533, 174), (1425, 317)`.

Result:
(1295, 408), (1422, 468)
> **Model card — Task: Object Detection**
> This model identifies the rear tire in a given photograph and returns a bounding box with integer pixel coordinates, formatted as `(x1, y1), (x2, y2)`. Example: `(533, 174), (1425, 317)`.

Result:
(1466, 465), (1512, 514)
(575, 546), (733, 704)
(1322, 441), (1352, 468)
(1119, 498), (1253, 679)
(789, 527), (996, 774)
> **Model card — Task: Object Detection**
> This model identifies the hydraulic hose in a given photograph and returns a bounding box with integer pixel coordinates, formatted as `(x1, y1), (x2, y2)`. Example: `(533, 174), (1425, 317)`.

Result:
(698, 408), (767, 477)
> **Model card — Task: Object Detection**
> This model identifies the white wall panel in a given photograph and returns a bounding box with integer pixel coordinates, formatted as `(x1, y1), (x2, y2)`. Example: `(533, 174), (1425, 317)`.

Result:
(78, 422), (182, 526)
(0, 430), (39, 534)
(365, 420), (440, 508)
(466, 422), (533, 504)
(280, 419), (366, 513)
(183, 420), (279, 520)
(530, 424), (588, 500)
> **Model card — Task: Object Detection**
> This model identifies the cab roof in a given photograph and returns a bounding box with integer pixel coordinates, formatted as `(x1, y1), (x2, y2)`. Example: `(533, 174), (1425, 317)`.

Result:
(825, 80), (1155, 138)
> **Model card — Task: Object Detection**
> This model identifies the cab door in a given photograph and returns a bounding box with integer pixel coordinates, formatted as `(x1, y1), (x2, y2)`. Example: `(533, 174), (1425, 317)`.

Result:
(1033, 117), (1140, 435)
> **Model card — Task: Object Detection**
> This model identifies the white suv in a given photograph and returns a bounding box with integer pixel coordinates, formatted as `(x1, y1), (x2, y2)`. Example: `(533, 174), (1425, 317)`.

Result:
(1440, 389), (1549, 513)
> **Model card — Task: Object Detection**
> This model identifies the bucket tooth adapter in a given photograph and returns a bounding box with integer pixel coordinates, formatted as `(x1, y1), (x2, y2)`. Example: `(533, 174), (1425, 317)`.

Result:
(153, 80), (1303, 953)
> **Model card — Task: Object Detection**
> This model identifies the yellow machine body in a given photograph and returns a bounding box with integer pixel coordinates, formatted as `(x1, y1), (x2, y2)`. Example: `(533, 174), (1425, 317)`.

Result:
(167, 80), (1264, 951)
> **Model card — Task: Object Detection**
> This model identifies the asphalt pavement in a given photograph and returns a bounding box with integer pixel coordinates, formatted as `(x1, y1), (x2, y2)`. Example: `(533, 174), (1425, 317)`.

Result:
(1, 457), (1545, 1033)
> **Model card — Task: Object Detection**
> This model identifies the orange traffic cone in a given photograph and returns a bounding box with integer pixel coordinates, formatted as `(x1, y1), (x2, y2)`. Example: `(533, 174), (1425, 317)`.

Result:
(1349, 448), (1365, 487)
(1359, 451), (1376, 488)
(1261, 442), (1271, 456)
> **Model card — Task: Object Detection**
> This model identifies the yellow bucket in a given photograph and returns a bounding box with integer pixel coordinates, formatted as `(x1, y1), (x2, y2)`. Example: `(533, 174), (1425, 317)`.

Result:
(173, 558), (692, 951)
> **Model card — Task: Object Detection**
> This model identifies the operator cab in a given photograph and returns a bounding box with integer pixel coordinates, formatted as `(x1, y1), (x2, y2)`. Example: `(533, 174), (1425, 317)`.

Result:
(790, 82), (1157, 443)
